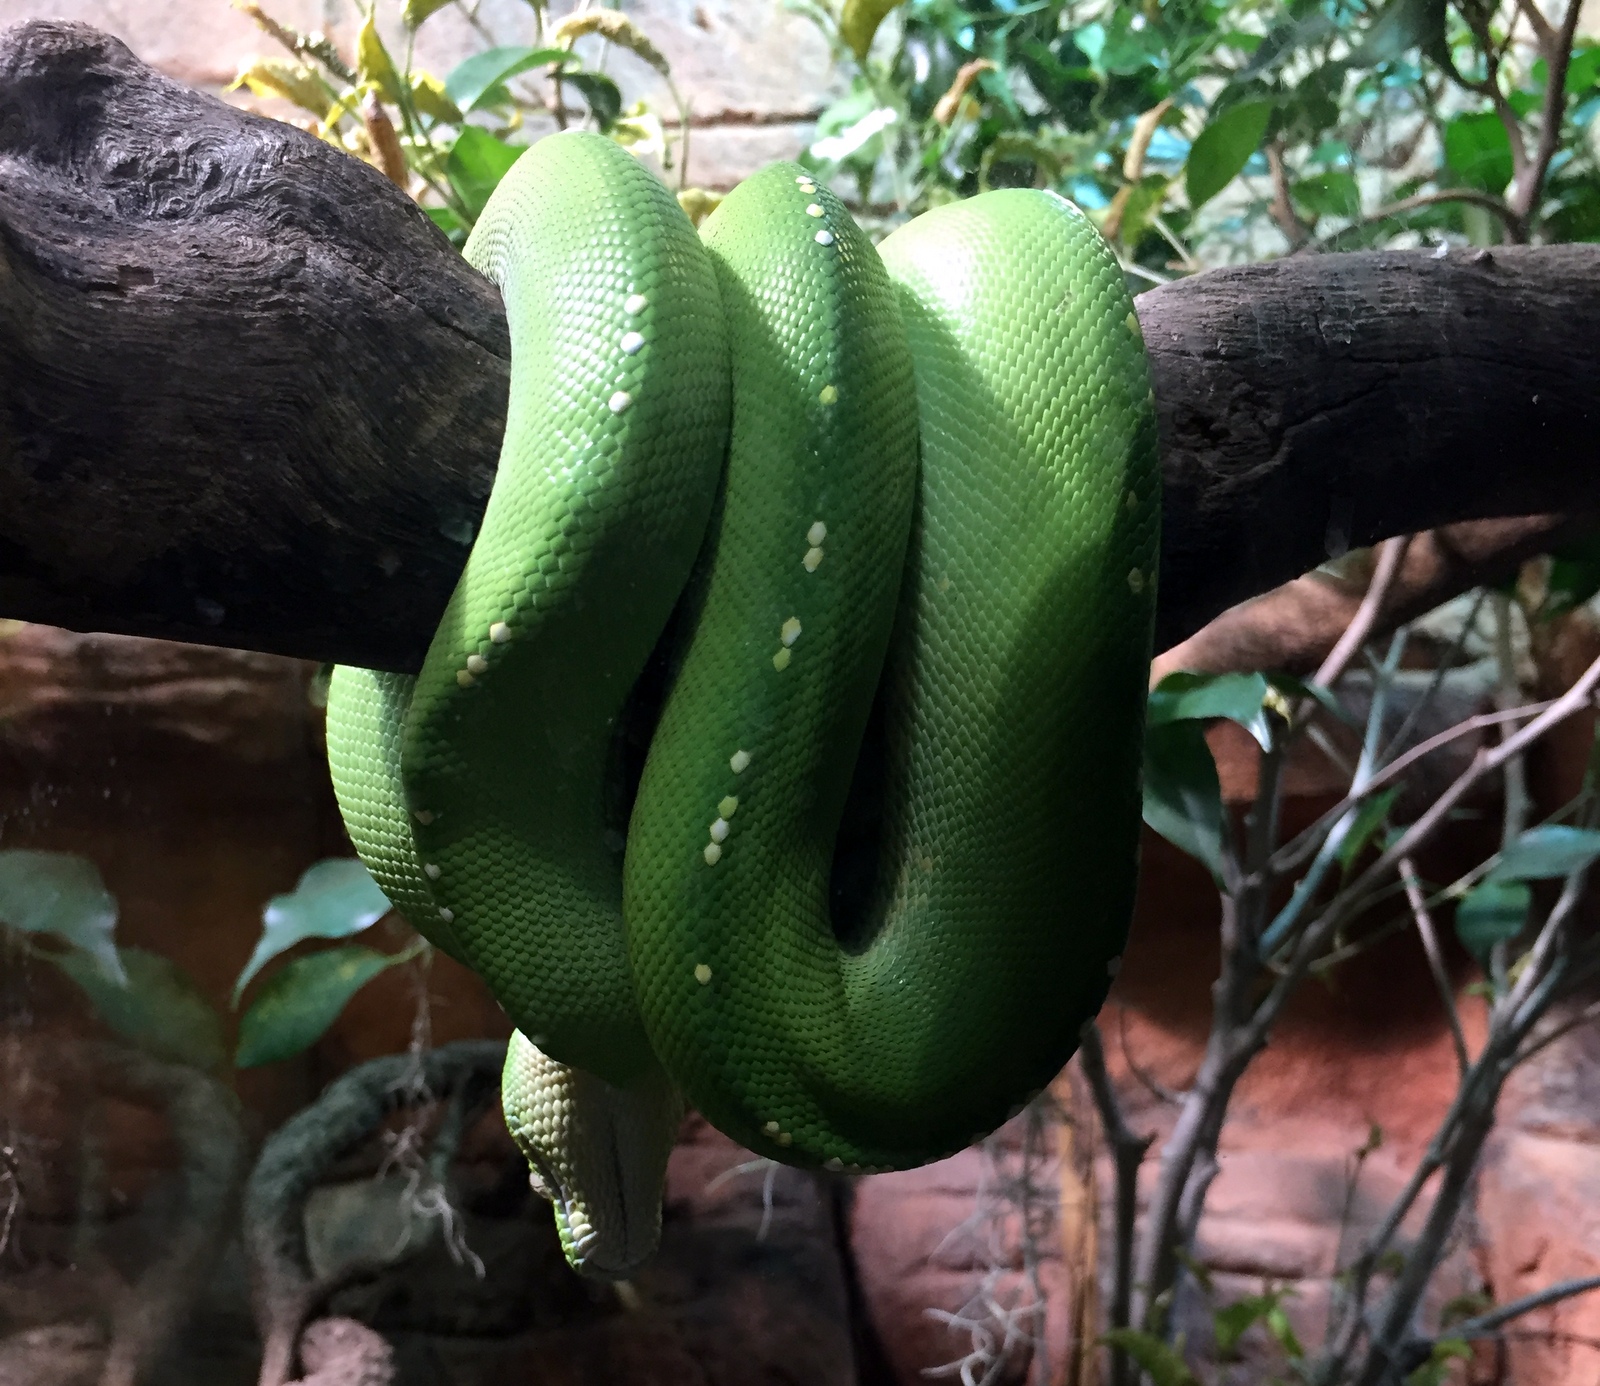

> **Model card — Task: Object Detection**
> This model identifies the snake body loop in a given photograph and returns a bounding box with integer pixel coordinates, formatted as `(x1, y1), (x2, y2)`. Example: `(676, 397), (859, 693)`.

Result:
(328, 131), (1158, 1275)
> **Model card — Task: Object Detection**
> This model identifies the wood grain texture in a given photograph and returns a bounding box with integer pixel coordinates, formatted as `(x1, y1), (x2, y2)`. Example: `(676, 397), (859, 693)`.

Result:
(2, 20), (1598, 669)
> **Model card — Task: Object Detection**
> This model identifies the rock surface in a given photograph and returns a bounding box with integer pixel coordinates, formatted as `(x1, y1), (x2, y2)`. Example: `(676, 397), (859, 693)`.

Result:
(0, 0), (837, 188)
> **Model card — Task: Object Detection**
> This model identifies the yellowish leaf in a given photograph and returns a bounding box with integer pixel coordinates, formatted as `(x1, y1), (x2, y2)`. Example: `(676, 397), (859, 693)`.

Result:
(402, 0), (454, 29)
(410, 71), (463, 124)
(228, 58), (336, 118)
(839, 0), (906, 59)
(357, 12), (404, 104)
(552, 8), (671, 77)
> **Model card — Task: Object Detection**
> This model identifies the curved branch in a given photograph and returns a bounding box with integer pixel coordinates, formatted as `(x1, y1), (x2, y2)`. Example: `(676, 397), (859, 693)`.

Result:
(3, 21), (1600, 668)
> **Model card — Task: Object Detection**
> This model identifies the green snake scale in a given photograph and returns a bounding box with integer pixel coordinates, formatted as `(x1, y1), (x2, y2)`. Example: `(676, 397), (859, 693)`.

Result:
(326, 131), (1159, 1278)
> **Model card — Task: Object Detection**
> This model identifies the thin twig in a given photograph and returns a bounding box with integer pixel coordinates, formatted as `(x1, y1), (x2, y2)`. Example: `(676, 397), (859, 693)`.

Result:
(1457, 1275), (1600, 1338)
(1401, 858), (1470, 1073)
(1315, 537), (1412, 690)
(1078, 1022), (1153, 1386)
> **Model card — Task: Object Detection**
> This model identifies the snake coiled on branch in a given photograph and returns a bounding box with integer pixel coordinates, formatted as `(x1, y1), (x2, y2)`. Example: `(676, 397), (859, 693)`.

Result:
(327, 131), (1158, 1277)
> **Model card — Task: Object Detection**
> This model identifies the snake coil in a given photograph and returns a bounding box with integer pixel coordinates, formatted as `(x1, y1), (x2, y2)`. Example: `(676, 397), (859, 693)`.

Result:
(327, 132), (1158, 1277)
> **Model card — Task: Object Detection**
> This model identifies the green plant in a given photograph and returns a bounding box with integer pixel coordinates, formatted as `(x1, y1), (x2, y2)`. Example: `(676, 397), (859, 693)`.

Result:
(1083, 560), (1600, 1384)
(229, 1), (694, 244)
(793, 0), (1599, 271)
(0, 847), (411, 1071)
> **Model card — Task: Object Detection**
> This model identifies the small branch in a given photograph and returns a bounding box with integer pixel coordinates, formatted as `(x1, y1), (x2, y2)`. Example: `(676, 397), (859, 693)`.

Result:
(1078, 1023), (1153, 1383)
(1317, 189), (1528, 249)
(1271, 701), (1556, 880)
(1315, 537), (1412, 689)
(1401, 858), (1470, 1074)
(1266, 140), (1312, 250)
(1455, 1274), (1600, 1338)
(243, 1040), (505, 1386)
(1508, 0), (1586, 223)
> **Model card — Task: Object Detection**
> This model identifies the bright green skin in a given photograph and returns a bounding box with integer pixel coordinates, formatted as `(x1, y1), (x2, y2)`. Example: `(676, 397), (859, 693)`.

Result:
(328, 132), (1159, 1272)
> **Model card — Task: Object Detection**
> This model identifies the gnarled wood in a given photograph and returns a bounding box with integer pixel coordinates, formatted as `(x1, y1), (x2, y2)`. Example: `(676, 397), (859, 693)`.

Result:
(2, 19), (1597, 669)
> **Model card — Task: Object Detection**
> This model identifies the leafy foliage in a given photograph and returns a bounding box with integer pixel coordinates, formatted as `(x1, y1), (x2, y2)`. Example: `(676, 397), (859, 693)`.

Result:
(230, 2), (692, 244)
(233, 856), (394, 1001)
(791, 0), (1600, 271)
(235, 942), (421, 1067)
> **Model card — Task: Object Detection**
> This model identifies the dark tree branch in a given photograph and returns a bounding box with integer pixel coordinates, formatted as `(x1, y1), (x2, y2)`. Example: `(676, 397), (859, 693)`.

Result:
(2, 21), (1599, 670)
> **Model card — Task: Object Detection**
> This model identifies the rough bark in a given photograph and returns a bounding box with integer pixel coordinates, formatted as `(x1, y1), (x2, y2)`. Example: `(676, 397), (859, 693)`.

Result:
(2, 19), (1598, 669)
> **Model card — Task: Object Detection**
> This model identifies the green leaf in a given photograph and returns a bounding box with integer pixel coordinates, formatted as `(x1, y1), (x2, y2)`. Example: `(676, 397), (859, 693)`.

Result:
(1444, 112), (1513, 194)
(1294, 169), (1361, 221)
(234, 858), (392, 1004)
(563, 71), (623, 130)
(1352, 0), (1447, 67)
(1148, 671), (1272, 748)
(1454, 879), (1530, 960)
(1338, 786), (1401, 873)
(1186, 100), (1272, 210)
(1567, 43), (1600, 96)
(446, 126), (527, 221)
(357, 13), (405, 105)
(840, 0), (907, 58)
(53, 947), (226, 1071)
(1143, 720), (1226, 881)
(1266, 1303), (1304, 1359)
(235, 945), (411, 1067)
(443, 46), (570, 113)
(1542, 533), (1600, 619)
(1487, 824), (1600, 882)
(1102, 1329), (1198, 1386)
(427, 204), (469, 247)
(1213, 1295), (1275, 1359)
(0, 850), (123, 983)
(402, 0), (454, 29)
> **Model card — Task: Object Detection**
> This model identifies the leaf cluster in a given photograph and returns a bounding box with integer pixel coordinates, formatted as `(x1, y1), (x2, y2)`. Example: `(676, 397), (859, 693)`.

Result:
(794, 0), (1600, 272)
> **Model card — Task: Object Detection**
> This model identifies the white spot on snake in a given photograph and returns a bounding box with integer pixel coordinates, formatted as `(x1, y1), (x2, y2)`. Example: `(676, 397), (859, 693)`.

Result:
(621, 331), (645, 355)
(608, 390), (632, 414)
(718, 796), (738, 818)
(466, 654), (488, 675)
(455, 670), (474, 688)
(1107, 954), (1123, 977)
(795, 175), (816, 188)
(710, 818), (730, 843)
(814, 229), (835, 246)
(489, 621), (511, 644)
(781, 617), (802, 647)
(694, 963), (713, 984)
(805, 202), (825, 217)
(414, 809), (434, 825)
(1127, 568), (1145, 594)
(438, 907), (454, 923)
(772, 647), (792, 672)
(730, 750), (751, 774)
(1124, 491), (1138, 512)
(1126, 310), (1140, 333)
(764, 1120), (780, 1136)
(819, 384), (838, 405)
(424, 863), (441, 880)
(808, 521), (827, 546)
(624, 293), (648, 314)
(703, 842), (722, 866)
(777, 1131), (792, 1146)
(824, 1158), (843, 1172)
(803, 547), (824, 572)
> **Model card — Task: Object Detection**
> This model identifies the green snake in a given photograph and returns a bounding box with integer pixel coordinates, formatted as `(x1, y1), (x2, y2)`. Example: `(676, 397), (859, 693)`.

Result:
(326, 131), (1159, 1278)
